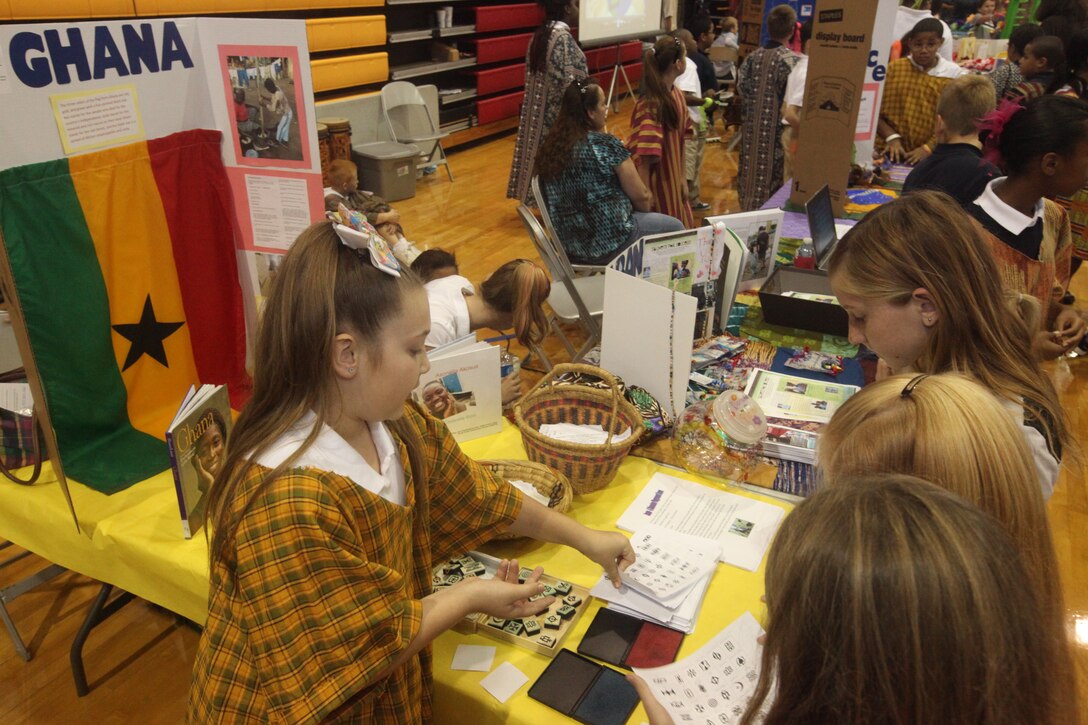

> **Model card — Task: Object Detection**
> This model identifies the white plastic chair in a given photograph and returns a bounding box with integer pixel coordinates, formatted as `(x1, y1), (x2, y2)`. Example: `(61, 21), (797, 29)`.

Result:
(380, 81), (453, 181)
(530, 176), (607, 277)
(516, 205), (604, 369)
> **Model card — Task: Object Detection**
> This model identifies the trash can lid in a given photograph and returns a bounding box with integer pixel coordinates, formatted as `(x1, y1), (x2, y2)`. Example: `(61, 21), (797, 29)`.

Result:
(353, 141), (420, 160)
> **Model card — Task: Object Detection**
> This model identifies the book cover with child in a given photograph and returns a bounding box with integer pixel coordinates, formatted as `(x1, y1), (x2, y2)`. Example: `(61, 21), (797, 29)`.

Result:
(166, 385), (231, 539)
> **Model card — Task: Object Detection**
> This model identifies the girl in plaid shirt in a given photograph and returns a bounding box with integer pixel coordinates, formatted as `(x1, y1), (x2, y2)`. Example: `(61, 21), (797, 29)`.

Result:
(189, 221), (634, 723)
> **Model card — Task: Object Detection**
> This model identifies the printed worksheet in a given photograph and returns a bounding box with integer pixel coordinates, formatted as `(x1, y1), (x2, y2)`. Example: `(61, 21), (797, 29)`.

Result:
(633, 611), (766, 724)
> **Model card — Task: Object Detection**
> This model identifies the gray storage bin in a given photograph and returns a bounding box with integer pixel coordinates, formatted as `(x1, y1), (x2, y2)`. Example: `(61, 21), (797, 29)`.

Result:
(352, 141), (419, 202)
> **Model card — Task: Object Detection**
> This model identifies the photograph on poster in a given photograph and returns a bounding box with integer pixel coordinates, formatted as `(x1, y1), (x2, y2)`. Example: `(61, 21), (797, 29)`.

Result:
(220, 46), (309, 168)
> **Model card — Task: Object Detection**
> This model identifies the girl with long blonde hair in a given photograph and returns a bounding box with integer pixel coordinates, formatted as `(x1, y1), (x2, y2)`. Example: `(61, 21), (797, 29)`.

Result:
(189, 221), (633, 723)
(632, 475), (1076, 724)
(818, 373), (1067, 649)
(743, 475), (1076, 725)
(827, 190), (1072, 495)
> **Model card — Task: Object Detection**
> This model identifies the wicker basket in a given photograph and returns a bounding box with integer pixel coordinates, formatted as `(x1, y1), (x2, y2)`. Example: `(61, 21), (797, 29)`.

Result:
(483, 459), (573, 541)
(513, 363), (643, 494)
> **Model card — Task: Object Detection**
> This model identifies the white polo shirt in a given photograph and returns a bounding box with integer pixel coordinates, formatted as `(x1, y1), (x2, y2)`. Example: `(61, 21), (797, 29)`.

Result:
(255, 411), (406, 506)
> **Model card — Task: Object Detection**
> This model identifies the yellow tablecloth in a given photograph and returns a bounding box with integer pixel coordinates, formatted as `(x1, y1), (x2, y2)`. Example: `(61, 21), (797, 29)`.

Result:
(0, 463), (209, 623)
(0, 421), (791, 723)
(437, 424), (791, 724)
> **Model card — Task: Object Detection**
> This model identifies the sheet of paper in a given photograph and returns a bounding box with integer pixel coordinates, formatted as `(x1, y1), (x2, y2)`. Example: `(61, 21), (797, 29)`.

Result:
(591, 568), (713, 634)
(244, 172), (313, 250)
(450, 644), (496, 672)
(50, 84), (144, 154)
(633, 611), (766, 724)
(479, 661), (529, 704)
(0, 382), (33, 415)
(617, 473), (786, 572)
(621, 527), (720, 602)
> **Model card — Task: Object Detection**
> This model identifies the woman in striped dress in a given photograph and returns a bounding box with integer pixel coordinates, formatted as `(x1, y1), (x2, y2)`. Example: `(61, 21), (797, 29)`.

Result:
(626, 35), (694, 229)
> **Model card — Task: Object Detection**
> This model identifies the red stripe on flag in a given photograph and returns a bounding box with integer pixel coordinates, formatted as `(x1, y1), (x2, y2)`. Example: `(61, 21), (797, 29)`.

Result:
(148, 130), (251, 408)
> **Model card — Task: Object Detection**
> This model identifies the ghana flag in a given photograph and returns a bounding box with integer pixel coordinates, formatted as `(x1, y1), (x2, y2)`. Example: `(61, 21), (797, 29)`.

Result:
(0, 129), (250, 494)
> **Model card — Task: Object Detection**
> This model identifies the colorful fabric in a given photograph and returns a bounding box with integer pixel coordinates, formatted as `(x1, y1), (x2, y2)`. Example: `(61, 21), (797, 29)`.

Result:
(0, 130), (249, 493)
(627, 88), (694, 227)
(507, 24), (587, 204)
(989, 61), (1023, 101)
(974, 199), (1072, 318)
(1053, 187), (1088, 259)
(540, 131), (636, 263)
(188, 402), (522, 723)
(878, 57), (954, 153)
(0, 407), (36, 470)
(736, 45), (798, 211)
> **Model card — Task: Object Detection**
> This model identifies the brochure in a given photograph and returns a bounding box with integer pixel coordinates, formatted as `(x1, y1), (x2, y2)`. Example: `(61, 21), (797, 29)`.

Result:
(744, 369), (859, 424)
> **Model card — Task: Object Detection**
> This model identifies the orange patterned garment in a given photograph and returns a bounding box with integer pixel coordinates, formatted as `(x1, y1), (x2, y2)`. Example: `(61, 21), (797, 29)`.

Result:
(627, 88), (694, 228)
(979, 199), (1072, 320)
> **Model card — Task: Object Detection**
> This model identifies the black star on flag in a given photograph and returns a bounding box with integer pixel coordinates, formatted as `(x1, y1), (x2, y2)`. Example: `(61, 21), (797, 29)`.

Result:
(111, 294), (186, 372)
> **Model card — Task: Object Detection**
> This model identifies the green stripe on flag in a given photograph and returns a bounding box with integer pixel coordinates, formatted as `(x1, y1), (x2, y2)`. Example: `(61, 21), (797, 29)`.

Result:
(0, 158), (170, 493)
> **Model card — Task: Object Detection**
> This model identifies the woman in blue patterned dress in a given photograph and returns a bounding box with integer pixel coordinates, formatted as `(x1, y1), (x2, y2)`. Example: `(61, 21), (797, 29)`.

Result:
(507, 0), (587, 204)
(536, 79), (684, 264)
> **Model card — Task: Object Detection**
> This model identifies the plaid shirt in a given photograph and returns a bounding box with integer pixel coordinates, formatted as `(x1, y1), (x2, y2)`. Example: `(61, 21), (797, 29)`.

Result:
(878, 58), (953, 152)
(188, 402), (523, 723)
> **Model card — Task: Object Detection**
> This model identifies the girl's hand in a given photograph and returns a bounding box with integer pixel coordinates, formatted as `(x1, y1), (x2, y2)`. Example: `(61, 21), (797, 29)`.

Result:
(626, 674), (676, 725)
(454, 559), (554, 620)
(500, 371), (522, 405)
(1033, 329), (1069, 359)
(581, 530), (636, 588)
(1053, 306), (1087, 351)
(885, 138), (905, 163)
(904, 145), (931, 165)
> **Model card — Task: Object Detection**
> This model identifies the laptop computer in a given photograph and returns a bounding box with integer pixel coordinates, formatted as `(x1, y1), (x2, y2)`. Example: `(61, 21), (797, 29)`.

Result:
(804, 185), (854, 271)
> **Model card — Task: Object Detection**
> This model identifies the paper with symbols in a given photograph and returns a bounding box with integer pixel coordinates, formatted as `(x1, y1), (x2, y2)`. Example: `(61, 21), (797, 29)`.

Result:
(620, 527), (720, 604)
(632, 611), (766, 724)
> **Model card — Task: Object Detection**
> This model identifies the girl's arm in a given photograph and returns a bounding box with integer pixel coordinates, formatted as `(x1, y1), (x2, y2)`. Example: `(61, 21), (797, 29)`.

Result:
(504, 497), (635, 585)
(616, 158), (653, 211)
(367, 560), (553, 684)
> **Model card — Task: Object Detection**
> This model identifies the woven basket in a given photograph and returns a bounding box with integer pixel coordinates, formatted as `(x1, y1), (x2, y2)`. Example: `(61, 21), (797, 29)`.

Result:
(513, 363), (643, 494)
(483, 459), (573, 541)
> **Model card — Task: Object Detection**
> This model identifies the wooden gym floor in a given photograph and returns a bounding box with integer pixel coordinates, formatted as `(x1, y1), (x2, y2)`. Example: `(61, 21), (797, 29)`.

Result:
(0, 97), (1084, 722)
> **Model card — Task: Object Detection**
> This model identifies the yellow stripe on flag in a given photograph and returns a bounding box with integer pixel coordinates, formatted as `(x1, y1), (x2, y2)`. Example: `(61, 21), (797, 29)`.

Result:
(69, 142), (199, 440)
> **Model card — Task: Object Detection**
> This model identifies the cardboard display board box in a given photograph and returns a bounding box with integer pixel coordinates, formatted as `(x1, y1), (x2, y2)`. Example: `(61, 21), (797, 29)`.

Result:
(789, 0), (896, 216)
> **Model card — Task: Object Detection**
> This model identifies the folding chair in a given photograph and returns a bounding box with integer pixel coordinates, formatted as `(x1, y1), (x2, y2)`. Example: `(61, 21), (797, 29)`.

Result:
(380, 81), (454, 181)
(516, 205), (604, 369)
(530, 176), (607, 277)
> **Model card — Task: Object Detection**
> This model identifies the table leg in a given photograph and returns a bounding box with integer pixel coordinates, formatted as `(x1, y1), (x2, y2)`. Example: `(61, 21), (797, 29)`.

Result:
(70, 583), (136, 696)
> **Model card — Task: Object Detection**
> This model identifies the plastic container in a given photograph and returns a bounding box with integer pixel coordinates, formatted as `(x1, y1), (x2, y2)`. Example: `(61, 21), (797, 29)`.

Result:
(794, 236), (816, 269)
(351, 141), (420, 202)
(671, 391), (767, 483)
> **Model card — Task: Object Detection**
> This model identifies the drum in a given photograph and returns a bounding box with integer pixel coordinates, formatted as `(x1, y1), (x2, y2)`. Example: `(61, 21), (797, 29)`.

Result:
(316, 122), (331, 185)
(319, 116), (352, 161)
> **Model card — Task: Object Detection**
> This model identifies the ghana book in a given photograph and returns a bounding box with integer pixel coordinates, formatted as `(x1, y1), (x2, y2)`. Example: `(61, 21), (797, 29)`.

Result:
(166, 384), (231, 539)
